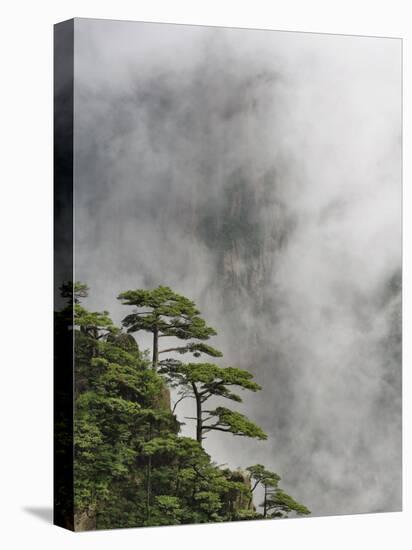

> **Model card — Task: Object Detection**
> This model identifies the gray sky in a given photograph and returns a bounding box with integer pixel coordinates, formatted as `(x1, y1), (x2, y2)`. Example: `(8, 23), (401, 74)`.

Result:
(74, 19), (401, 517)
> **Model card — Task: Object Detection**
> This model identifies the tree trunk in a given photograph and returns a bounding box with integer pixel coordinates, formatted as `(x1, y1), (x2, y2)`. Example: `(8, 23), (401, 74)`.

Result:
(146, 421), (153, 522)
(175, 463), (181, 493)
(192, 383), (202, 444)
(152, 326), (158, 369)
(263, 485), (268, 518)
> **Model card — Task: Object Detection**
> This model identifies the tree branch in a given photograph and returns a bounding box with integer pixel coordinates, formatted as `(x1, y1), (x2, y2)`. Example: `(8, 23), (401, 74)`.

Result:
(159, 347), (186, 354)
(171, 394), (190, 413)
(198, 380), (239, 396)
(251, 480), (260, 493)
(202, 425), (232, 433)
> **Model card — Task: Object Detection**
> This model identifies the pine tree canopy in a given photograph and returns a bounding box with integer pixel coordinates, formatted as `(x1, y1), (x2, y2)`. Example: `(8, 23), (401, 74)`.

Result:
(118, 286), (222, 360)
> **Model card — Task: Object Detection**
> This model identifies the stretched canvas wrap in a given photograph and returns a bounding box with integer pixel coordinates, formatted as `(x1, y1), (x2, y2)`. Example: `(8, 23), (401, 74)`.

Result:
(54, 18), (402, 531)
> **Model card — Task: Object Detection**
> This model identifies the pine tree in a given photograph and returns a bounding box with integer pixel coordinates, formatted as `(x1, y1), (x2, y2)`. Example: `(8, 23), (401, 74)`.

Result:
(247, 464), (310, 518)
(118, 286), (222, 369)
(159, 360), (267, 444)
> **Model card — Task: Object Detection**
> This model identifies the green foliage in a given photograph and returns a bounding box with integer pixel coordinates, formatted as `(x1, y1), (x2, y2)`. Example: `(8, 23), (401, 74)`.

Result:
(160, 360), (266, 442)
(74, 304), (118, 338)
(265, 489), (311, 518)
(205, 407), (267, 440)
(171, 342), (223, 358)
(118, 286), (222, 366)
(247, 464), (280, 489)
(118, 286), (215, 339)
(152, 496), (184, 525)
(60, 281), (89, 303)
(64, 282), (310, 529)
(247, 464), (310, 518)
(161, 361), (261, 393)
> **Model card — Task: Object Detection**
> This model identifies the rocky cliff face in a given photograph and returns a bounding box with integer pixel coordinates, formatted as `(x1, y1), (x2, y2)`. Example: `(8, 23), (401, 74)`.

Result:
(195, 169), (294, 308)
(222, 469), (256, 516)
(74, 509), (96, 531)
(154, 383), (171, 411)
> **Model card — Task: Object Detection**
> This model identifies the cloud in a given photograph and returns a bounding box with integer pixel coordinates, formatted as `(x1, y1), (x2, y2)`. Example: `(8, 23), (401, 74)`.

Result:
(73, 19), (401, 515)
